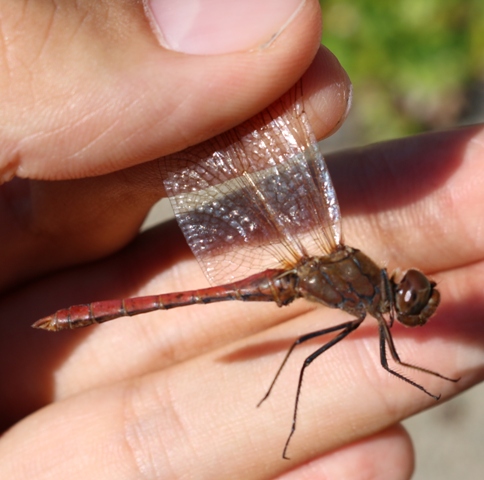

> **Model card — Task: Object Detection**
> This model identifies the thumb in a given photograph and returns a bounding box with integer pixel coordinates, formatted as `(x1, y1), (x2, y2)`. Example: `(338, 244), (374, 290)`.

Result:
(2, 0), (322, 181)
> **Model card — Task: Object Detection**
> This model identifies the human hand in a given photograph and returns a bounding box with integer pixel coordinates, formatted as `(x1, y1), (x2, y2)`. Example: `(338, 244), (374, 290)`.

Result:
(3, 124), (483, 479)
(1, 1), (483, 479)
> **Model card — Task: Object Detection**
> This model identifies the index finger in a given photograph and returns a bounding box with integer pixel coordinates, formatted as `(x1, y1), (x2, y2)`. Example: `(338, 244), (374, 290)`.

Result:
(329, 124), (484, 273)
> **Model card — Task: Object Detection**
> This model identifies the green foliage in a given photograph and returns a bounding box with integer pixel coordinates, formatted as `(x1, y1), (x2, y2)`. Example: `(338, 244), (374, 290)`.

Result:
(319, 0), (484, 142)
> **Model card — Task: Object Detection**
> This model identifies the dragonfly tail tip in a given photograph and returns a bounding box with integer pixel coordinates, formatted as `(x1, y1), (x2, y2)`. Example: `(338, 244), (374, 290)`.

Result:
(32, 316), (57, 331)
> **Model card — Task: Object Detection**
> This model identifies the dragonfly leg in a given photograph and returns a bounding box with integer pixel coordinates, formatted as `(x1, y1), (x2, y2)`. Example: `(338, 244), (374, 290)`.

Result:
(257, 316), (365, 459)
(377, 317), (459, 400)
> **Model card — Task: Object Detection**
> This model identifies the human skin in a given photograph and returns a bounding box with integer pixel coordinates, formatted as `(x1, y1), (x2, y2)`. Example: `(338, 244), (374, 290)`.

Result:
(1, 1), (484, 479)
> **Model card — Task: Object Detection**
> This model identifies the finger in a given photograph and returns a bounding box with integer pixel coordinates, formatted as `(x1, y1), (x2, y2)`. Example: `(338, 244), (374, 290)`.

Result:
(3, 125), (481, 407)
(3, 226), (482, 430)
(1, 400), (414, 480)
(275, 425), (414, 480)
(3, 0), (323, 181)
(0, 46), (351, 289)
(0, 304), (468, 480)
(328, 124), (484, 273)
(0, 220), (315, 421)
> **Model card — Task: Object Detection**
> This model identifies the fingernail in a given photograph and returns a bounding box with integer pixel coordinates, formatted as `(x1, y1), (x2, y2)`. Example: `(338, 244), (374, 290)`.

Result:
(144, 0), (305, 55)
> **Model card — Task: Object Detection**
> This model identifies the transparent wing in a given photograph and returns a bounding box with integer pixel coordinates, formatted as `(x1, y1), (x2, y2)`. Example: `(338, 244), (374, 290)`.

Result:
(162, 83), (342, 285)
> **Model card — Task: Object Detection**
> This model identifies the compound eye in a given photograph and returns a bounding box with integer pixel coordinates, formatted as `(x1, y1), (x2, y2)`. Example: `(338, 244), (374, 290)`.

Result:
(394, 269), (440, 327)
(395, 269), (432, 316)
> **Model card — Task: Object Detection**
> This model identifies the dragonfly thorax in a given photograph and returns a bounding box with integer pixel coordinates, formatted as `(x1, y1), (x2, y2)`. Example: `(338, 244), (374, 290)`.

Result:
(295, 246), (384, 317)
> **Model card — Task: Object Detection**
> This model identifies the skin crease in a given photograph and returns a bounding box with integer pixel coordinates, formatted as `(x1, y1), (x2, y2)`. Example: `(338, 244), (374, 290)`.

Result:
(0, 1), (484, 479)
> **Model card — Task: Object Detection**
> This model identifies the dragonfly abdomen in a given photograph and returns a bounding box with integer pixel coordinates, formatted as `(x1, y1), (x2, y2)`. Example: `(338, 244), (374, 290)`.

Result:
(33, 269), (298, 331)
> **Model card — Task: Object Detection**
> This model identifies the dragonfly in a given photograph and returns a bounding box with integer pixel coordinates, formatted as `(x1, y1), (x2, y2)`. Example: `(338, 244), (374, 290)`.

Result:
(33, 83), (458, 459)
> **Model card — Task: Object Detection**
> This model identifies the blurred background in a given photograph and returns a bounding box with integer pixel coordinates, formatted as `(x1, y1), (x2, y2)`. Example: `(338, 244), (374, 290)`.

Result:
(144, 1), (484, 477)
(320, 0), (484, 146)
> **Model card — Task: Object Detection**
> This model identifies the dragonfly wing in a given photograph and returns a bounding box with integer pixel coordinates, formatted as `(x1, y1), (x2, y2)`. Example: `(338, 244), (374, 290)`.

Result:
(162, 84), (342, 285)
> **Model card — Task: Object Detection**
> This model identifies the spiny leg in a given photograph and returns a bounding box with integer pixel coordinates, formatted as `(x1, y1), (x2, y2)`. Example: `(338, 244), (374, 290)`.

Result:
(377, 317), (459, 400)
(257, 316), (365, 459)
(257, 318), (365, 408)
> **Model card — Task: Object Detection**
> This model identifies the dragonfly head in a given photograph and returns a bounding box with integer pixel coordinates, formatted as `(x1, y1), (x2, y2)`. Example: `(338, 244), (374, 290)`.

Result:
(393, 269), (440, 327)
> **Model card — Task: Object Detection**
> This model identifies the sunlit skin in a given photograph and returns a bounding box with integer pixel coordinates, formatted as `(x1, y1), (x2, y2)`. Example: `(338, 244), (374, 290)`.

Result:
(1, 1), (484, 479)
(30, 85), (459, 459)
